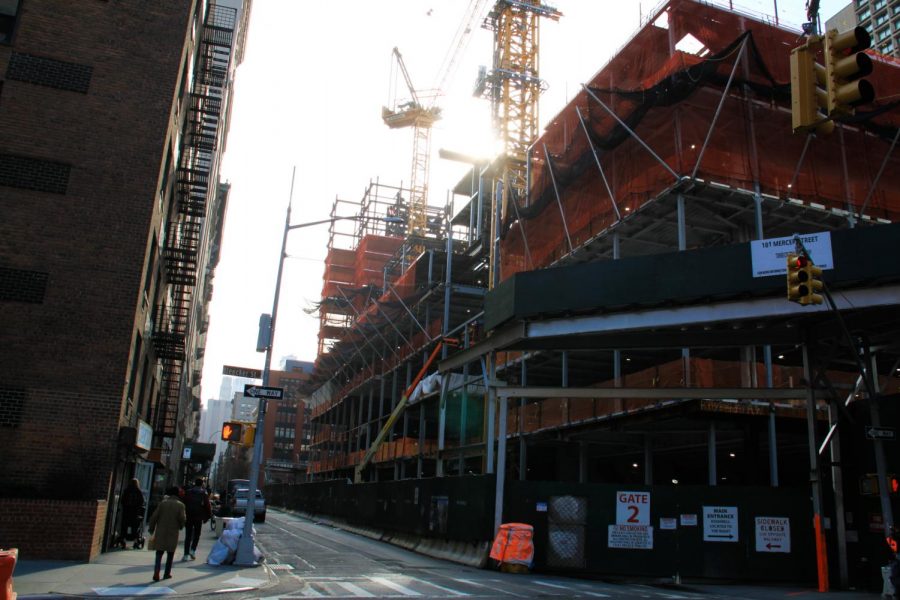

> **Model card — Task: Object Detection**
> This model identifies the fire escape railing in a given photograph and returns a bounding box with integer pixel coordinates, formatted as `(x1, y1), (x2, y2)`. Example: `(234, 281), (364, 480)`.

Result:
(151, 2), (236, 438)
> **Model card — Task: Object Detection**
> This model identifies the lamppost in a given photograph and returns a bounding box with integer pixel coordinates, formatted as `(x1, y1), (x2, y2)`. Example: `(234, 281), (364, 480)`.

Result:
(234, 172), (402, 565)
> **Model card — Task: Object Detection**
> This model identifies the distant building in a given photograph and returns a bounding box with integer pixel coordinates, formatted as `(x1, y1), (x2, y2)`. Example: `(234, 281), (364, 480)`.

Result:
(263, 369), (313, 484)
(0, 0), (252, 560)
(826, 0), (899, 56)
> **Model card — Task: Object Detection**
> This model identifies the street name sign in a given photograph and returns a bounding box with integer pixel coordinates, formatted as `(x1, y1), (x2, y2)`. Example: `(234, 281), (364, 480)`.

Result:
(223, 365), (263, 379)
(864, 426), (896, 441)
(244, 385), (284, 400)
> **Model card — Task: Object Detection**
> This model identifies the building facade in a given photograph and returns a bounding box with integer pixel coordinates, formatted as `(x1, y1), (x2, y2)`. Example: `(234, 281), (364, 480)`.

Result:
(0, 0), (251, 559)
(827, 0), (900, 56)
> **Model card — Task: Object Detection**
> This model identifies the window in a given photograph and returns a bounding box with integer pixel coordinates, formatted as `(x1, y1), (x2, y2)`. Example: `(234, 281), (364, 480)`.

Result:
(0, 0), (19, 44)
(875, 12), (889, 26)
(874, 0), (887, 11)
(878, 27), (891, 40)
(859, 9), (871, 20)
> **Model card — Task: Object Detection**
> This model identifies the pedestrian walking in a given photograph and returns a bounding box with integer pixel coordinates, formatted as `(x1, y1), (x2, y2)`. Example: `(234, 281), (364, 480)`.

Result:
(118, 478), (145, 548)
(182, 477), (212, 561)
(147, 486), (186, 581)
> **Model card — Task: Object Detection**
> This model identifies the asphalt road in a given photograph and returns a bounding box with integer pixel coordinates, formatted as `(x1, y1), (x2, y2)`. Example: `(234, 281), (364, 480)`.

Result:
(241, 510), (787, 600)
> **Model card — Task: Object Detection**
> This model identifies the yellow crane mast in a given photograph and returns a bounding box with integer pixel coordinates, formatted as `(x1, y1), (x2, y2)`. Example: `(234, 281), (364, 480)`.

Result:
(475, 0), (561, 285)
(382, 47), (441, 238)
(382, 1), (492, 242)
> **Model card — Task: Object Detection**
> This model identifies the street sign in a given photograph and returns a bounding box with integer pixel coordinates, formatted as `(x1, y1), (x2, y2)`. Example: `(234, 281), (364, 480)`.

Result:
(864, 426), (896, 441)
(223, 365), (263, 379)
(244, 384), (283, 400)
(755, 516), (791, 553)
(703, 506), (739, 542)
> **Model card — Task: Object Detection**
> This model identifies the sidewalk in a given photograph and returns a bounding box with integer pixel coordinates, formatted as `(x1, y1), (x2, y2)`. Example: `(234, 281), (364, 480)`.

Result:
(11, 520), (276, 598)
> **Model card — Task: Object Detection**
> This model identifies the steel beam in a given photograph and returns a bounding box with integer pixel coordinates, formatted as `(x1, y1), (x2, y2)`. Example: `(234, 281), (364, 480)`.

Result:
(494, 386), (804, 400)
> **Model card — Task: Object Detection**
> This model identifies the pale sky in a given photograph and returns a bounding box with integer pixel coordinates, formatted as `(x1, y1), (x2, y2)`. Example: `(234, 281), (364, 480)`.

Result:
(199, 0), (846, 404)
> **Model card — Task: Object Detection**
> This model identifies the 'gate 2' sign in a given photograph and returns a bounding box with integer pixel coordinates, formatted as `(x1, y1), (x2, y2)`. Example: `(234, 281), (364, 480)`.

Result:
(616, 491), (650, 525)
(608, 491), (653, 550)
(703, 505), (739, 542)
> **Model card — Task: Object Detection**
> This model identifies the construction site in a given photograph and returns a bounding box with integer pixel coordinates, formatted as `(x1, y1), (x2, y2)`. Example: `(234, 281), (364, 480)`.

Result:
(267, 0), (900, 589)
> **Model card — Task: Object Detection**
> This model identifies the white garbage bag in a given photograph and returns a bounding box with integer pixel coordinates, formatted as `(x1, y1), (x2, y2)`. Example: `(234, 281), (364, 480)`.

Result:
(221, 528), (242, 551)
(207, 539), (233, 566)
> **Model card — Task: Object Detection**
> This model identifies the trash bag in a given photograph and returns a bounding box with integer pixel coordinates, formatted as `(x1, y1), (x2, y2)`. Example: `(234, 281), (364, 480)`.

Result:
(207, 539), (233, 566)
(221, 528), (242, 551)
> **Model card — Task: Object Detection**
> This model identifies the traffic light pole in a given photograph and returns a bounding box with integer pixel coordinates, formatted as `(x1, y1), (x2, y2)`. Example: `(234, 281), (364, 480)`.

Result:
(234, 170), (295, 566)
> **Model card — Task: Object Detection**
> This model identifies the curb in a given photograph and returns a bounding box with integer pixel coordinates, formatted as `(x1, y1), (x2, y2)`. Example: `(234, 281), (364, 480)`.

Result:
(272, 508), (489, 568)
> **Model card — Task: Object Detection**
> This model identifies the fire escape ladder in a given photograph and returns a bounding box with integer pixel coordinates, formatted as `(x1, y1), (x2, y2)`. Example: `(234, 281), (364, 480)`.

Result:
(176, 156), (211, 217)
(163, 218), (202, 286)
(156, 358), (184, 437)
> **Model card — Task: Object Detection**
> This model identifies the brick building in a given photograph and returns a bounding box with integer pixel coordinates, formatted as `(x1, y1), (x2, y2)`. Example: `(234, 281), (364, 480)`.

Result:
(0, 0), (251, 560)
(263, 365), (313, 484)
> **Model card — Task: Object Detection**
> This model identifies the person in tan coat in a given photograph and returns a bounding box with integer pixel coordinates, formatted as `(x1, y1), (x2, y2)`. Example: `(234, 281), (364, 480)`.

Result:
(148, 486), (186, 581)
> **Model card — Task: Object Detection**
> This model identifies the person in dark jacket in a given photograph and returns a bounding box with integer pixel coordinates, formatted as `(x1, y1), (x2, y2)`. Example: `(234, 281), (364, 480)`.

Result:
(182, 478), (212, 560)
(119, 478), (145, 547)
(148, 486), (186, 581)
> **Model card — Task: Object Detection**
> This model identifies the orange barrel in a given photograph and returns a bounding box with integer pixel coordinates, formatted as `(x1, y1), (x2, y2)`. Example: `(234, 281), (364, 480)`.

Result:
(0, 548), (17, 600)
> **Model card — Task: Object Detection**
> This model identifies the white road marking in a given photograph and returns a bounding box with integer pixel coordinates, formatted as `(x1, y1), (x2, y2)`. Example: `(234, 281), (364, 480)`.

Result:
(93, 587), (174, 596)
(580, 591), (612, 598)
(418, 578), (469, 596)
(451, 578), (525, 597)
(335, 581), (375, 597)
(369, 576), (422, 596)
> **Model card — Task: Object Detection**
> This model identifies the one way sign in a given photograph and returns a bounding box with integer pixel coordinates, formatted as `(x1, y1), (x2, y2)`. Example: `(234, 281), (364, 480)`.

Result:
(244, 385), (284, 400)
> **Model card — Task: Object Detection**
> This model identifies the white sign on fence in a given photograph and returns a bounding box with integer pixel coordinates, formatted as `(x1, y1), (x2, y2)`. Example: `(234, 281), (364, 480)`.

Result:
(750, 231), (833, 277)
(616, 491), (651, 525)
(608, 524), (654, 550)
(755, 516), (790, 553)
(703, 506), (739, 542)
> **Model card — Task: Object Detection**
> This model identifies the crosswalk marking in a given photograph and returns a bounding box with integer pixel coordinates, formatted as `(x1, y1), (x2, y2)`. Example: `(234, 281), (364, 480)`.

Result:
(534, 580), (572, 590)
(334, 581), (375, 597)
(369, 576), (421, 596)
(419, 580), (469, 596)
(579, 591), (612, 598)
(451, 578), (525, 597)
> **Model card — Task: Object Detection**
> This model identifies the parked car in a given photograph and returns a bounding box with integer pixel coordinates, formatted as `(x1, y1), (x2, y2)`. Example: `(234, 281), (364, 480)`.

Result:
(229, 488), (266, 523)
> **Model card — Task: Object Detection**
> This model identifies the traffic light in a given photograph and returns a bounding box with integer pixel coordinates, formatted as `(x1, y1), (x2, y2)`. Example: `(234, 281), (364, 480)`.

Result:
(221, 421), (243, 443)
(786, 253), (824, 305)
(824, 27), (874, 118)
(241, 424), (256, 446)
(790, 37), (834, 134)
(858, 473), (898, 496)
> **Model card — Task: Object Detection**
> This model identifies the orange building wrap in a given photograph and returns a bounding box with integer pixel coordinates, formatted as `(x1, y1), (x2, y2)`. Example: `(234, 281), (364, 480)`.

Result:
(501, 0), (900, 279)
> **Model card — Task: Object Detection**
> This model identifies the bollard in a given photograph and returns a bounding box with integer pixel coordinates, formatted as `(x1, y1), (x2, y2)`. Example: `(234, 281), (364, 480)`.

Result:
(0, 548), (17, 600)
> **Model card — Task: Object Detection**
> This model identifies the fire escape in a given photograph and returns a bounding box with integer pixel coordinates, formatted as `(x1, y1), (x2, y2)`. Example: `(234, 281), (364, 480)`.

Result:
(151, 2), (236, 438)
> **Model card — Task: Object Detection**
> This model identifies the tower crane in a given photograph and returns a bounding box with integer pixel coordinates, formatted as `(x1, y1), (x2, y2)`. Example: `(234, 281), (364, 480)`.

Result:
(474, 0), (561, 287)
(381, 0), (491, 240)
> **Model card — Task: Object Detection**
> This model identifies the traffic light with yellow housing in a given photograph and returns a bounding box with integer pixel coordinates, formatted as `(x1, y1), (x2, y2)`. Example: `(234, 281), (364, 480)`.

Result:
(790, 37), (834, 134)
(787, 253), (824, 305)
(241, 423), (256, 446)
(824, 26), (874, 118)
(221, 421), (243, 443)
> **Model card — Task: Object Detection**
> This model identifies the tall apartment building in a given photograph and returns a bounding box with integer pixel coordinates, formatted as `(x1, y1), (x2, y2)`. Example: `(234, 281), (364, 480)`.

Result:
(827, 0), (900, 56)
(0, 0), (252, 560)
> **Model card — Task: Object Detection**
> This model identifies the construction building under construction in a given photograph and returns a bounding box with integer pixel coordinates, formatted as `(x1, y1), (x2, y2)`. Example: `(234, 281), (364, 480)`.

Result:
(273, 0), (900, 589)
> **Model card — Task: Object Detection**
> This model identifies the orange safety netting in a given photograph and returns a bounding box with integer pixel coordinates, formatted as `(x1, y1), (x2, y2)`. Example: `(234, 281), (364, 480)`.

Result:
(501, 0), (900, 279)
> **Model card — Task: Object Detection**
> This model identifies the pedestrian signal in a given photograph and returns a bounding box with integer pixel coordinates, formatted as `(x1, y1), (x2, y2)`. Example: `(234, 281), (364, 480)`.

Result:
(786, 253), (824, 305)
(824, 27), (874, 118)
(221, 421), (243, 443)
